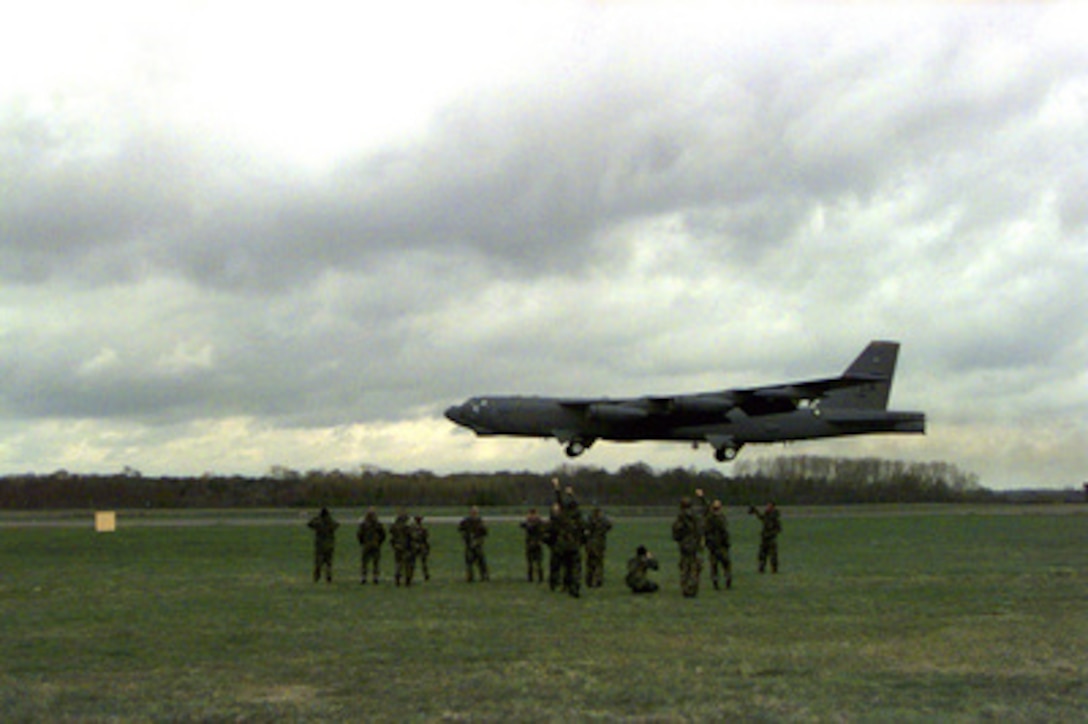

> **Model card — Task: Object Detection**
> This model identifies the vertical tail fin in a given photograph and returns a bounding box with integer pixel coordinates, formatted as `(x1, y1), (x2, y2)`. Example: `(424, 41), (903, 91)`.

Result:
(821, 341), (899, 410)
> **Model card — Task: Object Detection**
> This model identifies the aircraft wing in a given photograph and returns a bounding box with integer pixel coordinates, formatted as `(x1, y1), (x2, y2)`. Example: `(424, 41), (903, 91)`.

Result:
(738, 372), (884, 399)
(555, 368), (886, 422)
(731, 372), (886, 415)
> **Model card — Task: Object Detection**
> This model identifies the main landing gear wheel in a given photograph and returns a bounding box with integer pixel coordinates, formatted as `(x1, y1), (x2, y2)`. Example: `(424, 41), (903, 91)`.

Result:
(714, 446), (739, 462)
(565, 440), (588, 458)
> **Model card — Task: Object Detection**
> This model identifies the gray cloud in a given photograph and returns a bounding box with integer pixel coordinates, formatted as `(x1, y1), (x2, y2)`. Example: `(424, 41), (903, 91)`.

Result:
(1, 5), (1086, 486)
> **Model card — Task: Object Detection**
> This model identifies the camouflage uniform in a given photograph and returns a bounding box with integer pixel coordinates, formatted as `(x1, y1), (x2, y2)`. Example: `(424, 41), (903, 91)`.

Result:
(700, 497), (732, 590)
(625, 546), (660, 594)
(752, 503), (782, 573)
(520, 509), (546, 583)
(308, 507), (339, 583)
(544, 505), (561, 591)
(356, 509), (386, 584)
(411, 516), (431, 582)
(390, 513), (415, 586)
(672, 497), (703, 597)
(458, 508), (489, 582)
(554, 485), (586, 598)
(584, 507), (613, 588)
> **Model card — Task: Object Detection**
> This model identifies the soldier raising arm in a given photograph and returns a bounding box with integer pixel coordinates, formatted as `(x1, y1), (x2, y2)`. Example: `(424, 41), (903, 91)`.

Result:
(749, 502), (782, 574)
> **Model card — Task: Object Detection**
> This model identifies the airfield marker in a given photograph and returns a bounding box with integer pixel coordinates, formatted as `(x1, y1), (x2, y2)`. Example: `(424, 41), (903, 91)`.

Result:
(94, 511), (116, 533)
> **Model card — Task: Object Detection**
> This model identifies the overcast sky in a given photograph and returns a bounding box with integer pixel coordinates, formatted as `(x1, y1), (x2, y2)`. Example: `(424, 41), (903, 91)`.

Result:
(2, 2), (1085, 489)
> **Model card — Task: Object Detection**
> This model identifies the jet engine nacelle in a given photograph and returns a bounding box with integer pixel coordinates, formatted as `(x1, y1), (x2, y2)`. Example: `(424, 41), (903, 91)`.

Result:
(669, 395), (735, 416)
(587, 403), (648, 422)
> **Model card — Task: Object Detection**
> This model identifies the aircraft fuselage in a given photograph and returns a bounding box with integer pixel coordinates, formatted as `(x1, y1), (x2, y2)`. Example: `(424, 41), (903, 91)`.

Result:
(444, 395), (924, 444)
(444, 340), (926, 462)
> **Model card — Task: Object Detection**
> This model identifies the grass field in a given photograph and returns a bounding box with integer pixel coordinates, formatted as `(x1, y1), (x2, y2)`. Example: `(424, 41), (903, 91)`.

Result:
(1, 505), (1085, 721)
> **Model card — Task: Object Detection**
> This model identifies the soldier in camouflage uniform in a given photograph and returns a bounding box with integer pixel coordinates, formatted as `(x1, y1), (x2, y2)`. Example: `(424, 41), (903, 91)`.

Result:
(356, 507), (386, 584)
(458, 506), (489, 582)
(520, 508), (546, 583)
(584, 506), (613, 588)
(307, 507), (339, 584)
(697, 490), (732, 590)
(552, 478), (586, 598)
(672, 495), (703, 597)
(390, 511), (415, 586)
(545, 503), (561, 591)
(411, 515), (431, 582)
(625, 545), (660, 594)
(750, 502), (782, 573)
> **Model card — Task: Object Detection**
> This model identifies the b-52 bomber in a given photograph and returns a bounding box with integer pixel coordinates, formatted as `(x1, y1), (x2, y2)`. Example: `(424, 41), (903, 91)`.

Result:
(445, 340), (925, 462)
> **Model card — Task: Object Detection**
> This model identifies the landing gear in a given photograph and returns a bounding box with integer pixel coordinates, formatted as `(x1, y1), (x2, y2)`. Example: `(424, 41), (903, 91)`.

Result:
(713, 445), (740, 462)
(564, 439), (594, 458)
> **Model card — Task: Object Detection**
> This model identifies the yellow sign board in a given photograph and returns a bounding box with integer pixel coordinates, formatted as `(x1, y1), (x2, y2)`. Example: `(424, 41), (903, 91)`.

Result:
(94, 511), (116, 533)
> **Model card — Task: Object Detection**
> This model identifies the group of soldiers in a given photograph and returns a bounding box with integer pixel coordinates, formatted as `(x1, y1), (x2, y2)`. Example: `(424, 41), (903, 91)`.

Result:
(360, 507), (433, 586)
(670, 488), (783, 597)
(308, 505), (484, 587)
(308, 506), (431, 586)
(307, 480), (783, 598)
(516, 478), (614, 598)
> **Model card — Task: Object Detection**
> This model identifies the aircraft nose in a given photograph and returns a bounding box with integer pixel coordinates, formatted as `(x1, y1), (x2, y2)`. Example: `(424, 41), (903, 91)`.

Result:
(444, 404), (464, 424)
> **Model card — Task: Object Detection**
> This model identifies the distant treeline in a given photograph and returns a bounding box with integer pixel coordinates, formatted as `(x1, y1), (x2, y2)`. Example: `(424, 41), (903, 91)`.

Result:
(0, 455), (1031, 510)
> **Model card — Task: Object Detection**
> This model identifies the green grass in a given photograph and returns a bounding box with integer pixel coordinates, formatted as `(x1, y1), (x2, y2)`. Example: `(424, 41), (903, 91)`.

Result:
(1, 506), (1085, 721)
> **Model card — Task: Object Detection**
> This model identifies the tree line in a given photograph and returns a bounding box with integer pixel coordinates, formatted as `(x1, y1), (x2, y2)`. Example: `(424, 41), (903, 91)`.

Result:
(0, 455), (1004, 510)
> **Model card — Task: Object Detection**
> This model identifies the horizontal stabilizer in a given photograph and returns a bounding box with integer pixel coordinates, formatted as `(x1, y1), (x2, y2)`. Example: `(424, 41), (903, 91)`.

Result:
(819, 408), (924, 429)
